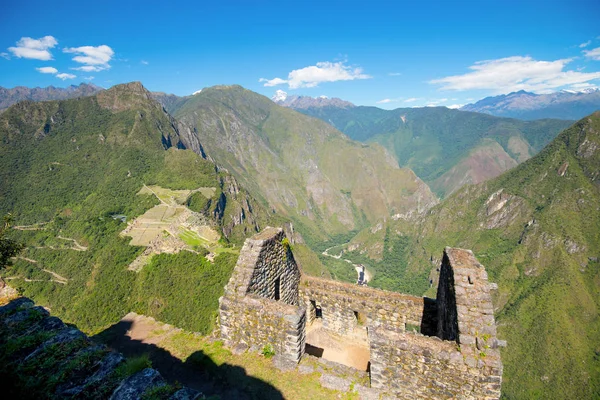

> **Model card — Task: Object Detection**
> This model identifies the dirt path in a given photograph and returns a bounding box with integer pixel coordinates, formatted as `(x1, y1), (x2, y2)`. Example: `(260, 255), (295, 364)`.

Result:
(56, 236), (88, 251)
(14, 222), (49, 231)
(42, 269), (68, 284)
(95, 313), (216, 394)
(12, 256), (68, 284)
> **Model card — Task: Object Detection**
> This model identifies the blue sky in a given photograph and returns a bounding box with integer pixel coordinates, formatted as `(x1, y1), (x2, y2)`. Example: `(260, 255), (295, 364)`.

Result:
(1, 0), (599, 108)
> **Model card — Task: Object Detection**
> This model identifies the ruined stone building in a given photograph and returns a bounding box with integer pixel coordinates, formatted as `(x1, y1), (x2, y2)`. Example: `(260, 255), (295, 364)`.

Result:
(219, 227), (503, 399)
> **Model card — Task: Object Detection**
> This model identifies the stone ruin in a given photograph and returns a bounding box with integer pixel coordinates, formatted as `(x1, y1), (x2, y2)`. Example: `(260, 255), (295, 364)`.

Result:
(219, 227), (503, 399)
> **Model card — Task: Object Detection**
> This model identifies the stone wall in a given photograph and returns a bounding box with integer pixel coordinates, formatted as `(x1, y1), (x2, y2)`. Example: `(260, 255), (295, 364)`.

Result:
(219, 227), (502, 398)
(370, 327), (502, 399)
(219, 295), (306, 362)
(441, 247), (499, 348)
(369, 247), (502, 399)
(300, 276), (433, 335)
(219, 227), (305, 362)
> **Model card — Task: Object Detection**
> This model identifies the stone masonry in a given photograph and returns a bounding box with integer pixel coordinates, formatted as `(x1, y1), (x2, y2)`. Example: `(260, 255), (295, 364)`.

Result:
(219, 227), (306, 362)
(219, 228), (503, 399)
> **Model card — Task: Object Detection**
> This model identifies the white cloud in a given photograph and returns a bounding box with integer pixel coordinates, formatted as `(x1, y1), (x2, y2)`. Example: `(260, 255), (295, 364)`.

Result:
(430, 56), (600, 94)
(579, 40), (592, 48)
(141, 60), (149, 65)
(56, 73), (76, 80)
(259, 77), (287, 87)
(404, 98), (419, 103)
(71, 65), (108, 72)
(388, 72), (402, 76)
(36, 66), (58, 74)
(193, 89), (202, 95)
(8, 36), (57, 60)
(64, 45), (114, 71)
(0, 52), (10, 60)
(377, 98), (394, 104)
(447, 104), (464, 109)
(260, 61), (371, 89)
(584, 47), (600, 61)
(83, 76), (94, 80)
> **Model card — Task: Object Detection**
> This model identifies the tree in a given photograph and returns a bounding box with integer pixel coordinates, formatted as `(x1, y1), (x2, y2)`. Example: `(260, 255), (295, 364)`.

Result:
(0, 214), (24, 271)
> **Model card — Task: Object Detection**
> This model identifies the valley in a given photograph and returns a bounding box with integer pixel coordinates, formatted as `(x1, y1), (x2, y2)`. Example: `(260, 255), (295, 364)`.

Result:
(0, 81), (598, 400)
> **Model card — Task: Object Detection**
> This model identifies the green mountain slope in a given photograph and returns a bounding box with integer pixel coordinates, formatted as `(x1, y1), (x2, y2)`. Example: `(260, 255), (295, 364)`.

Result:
(170, 85), (438, 242)
(355, 112), (600, 399)
(0, 82), (273, 333)
(294, 105), (573, 197)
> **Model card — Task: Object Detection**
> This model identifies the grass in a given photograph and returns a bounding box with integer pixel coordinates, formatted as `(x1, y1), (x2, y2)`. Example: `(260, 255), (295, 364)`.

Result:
(116, 353), (152, 377)
(158, 332), (367, 400)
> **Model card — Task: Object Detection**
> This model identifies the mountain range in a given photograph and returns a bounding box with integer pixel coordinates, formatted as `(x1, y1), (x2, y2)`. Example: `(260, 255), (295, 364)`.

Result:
(271, 89), (355, 109)
(333, 111), (600, 399)
(0, 83), (103, 112)
(168, 85), (437, 241)
(275, 99), (573, 197)
(461, 88), (600, 120)
(1, 81), (599, 399)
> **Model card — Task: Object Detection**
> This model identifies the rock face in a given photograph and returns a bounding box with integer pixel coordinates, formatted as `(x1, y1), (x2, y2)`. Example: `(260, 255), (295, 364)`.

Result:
(220, 227), (504, 399)
(0, 297), (200, 399)
(171, 85), (438, 237)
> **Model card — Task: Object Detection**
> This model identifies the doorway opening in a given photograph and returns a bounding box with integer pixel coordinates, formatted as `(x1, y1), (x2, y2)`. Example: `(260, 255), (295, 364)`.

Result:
(274, 277), (281, 301)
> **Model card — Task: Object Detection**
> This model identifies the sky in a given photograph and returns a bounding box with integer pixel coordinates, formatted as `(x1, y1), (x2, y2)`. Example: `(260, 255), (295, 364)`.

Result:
(1, 0), (599, 109)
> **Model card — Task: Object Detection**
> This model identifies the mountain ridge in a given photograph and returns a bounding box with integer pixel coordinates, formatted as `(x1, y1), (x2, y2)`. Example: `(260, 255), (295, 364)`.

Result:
(282, 102), (573, 196)
(339, 111), (600, 399)
(0, 83), (103, 112)
(461, 89), (600, 120)
(169, 85), (437, 242)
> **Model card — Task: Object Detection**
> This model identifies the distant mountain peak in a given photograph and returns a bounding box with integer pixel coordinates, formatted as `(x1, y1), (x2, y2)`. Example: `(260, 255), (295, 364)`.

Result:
(273, 92), (354, 109)
(272, 89), (287, 102)
(0, 82), (104, 112)
(461, 88), (600, 120)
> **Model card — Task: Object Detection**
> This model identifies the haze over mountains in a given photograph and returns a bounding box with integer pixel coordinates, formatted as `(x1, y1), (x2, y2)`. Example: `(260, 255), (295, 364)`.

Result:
(274, 96), (573, 197)
(0, 83), (103, 112)
(461, 88), (600, 120)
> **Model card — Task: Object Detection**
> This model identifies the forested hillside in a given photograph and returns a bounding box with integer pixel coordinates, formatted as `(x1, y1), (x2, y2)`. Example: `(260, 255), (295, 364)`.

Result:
(0, 82), (270, 333)
(341, 112), (600, 399)
(290, 104), (572, 197)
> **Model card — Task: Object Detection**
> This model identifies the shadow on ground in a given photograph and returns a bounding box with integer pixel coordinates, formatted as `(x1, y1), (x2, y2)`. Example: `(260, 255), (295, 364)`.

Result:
(93, 320), (284, 400)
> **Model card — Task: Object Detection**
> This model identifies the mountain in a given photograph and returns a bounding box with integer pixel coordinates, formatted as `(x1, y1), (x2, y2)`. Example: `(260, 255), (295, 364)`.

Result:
(340, 112), (600, 399)
(272, 90), (355, 109)
(284, 103), (572, 197)
(0, 82), (273, 334)
(150, 91), (188, 112)
(0, 83), (103, 112)
(461, 89), (600, 120)
(168, 85), (437, 243)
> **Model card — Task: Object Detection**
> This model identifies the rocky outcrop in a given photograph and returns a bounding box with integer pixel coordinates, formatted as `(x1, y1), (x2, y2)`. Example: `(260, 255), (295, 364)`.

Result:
(0, 297), (201, 399)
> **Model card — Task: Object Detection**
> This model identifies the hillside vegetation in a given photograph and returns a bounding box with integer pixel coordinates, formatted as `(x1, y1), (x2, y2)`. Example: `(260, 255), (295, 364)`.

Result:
(344, 112), (600, 399)
(170, 85), (438, 242)
(294, 105), (572, 197)
(0, 83), (271, 334)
